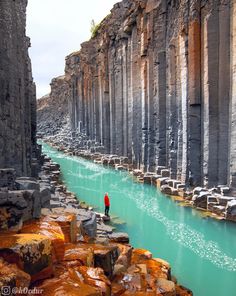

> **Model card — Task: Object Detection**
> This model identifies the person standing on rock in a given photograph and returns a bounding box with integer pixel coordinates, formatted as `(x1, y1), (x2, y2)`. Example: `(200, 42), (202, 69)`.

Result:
(104, 192), (110, 216)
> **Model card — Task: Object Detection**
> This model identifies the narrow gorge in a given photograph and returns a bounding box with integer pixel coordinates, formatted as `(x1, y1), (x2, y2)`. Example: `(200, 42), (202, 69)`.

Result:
(0, 1), (198, 295)
(1, 0), (236, 295)
(38, 0), (236, 190)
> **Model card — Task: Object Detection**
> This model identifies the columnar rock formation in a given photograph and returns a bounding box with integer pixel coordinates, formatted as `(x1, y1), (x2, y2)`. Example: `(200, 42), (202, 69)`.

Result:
(39, 0), (235, 189)
(37, 76), (69, 136)
(0, 0), (36, 176)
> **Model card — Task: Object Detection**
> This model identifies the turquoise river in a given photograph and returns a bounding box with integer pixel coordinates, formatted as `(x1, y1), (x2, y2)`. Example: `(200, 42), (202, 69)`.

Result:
(42, 143), (236, 296)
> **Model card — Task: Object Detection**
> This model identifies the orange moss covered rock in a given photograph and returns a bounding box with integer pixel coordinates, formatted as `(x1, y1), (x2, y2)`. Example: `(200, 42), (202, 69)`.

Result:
(21, 219), (65, 262)
(43, 213), (77, 243)
(36, 267), (110, 296)
(63, 243), (94, 267)
(176, 285), (193, 296)
(132, 249), (170, 280)
(86, 243), (119, 278)
(0, 233), (53, 282)
(75, 266), (111, 295)
(0, 258), (31, 290)
(116, 244), (132, 268)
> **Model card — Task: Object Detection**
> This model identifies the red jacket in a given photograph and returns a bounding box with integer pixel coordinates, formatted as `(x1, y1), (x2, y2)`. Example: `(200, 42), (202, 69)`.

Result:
(104, 195), (110, 206)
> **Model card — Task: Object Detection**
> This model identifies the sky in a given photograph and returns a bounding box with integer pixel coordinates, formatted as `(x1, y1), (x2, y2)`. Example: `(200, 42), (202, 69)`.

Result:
(26, 0), (118, 98)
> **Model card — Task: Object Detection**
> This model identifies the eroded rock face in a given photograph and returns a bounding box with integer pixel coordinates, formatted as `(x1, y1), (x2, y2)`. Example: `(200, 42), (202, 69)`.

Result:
(37, 76), (69, 137)
(37, 0), (236, 190)
(0, 0), (36, 176)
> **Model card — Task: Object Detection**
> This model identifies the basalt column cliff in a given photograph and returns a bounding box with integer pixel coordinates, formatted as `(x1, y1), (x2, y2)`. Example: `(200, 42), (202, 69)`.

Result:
(40, 0), (236, 189)
(0, 0), (36, 176)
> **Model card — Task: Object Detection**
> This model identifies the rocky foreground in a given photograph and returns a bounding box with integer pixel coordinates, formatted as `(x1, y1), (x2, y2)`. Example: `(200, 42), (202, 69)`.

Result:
(0, 152), (192, 296)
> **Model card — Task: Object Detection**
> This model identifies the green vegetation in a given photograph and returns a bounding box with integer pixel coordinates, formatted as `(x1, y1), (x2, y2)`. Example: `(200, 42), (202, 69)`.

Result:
(90, 19), (101, 38)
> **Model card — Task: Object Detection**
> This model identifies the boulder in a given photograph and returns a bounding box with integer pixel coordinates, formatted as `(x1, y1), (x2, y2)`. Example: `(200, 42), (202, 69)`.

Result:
(192, 191), (210, 209)
(220, 186), (230, 195)
(120, 273), (149, 293)
(193, 187), (208, 195)
(108, 232), (129, 244)
(113, 263), (127, 275)
(50, 163), (60, 171)
(132, 250), (169, 280)
(97, 222), (114, 234)
(151, 175), (161, 184)
(15, 179), (40, 191)
(156, 178), (168, 188)
(156, 278), (176, 296)
(133, 169), (143, 177)
(211, 205), (226, 216)
(178, 189), (192, 199)
(0, 191), (27, 209)
(21, 219), (65, 263)
(0, 190), (41, 230)
(50, 200), (62, 208)
(120, 157), (129, 164)
(207, 196), (219, 211)
(161, 185), (172, 195)
(63, 243), (94, 268)
(44, 213), (78, 243)
(24, 190), (41, 219)
(116, 244), (133, 269)
(167, 180), (182, 189)
(132, 249), (152, 262)
(143, 174), (152, 184)
(225, 200), (236, 222)
(89, 244), (119, 278)
(0, 233), (52, 283)
(40, 187), (51, 208)
(0, 168), (16, 190)
(76, 266), (111, 295)
(156, 166), (166, 175)
(177, 184), (185, 190)
(82, 211), (97, 238)
(218, 196), (235, 206)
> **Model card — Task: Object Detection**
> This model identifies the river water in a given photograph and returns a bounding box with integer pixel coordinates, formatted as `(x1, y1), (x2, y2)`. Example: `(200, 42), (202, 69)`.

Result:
(42, 143), (236, 296)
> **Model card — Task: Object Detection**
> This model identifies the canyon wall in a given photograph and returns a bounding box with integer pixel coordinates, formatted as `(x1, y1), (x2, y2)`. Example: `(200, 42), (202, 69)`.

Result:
(41, 0), (235, 188)
(37, 76), (69, 137)
(0, 0), (37, 176)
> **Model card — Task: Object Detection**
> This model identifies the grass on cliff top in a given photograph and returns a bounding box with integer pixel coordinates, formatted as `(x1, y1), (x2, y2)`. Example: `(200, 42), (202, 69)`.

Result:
(90, 19), (101, 38)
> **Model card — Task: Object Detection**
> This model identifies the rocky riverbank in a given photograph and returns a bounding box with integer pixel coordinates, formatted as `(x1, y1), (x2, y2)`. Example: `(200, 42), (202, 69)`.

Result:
(0, 151), (192, 296)
(40, 129), (236, 224)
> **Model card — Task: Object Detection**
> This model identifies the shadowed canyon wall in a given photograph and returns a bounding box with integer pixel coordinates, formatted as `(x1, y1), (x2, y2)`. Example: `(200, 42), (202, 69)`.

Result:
(37, 76), (69, 136)
(0, 0), (36, 176)
(40, 0), (236, 188)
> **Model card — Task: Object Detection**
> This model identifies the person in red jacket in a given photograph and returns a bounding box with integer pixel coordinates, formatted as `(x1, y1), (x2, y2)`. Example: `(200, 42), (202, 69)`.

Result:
(104, 192), (110, 216)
